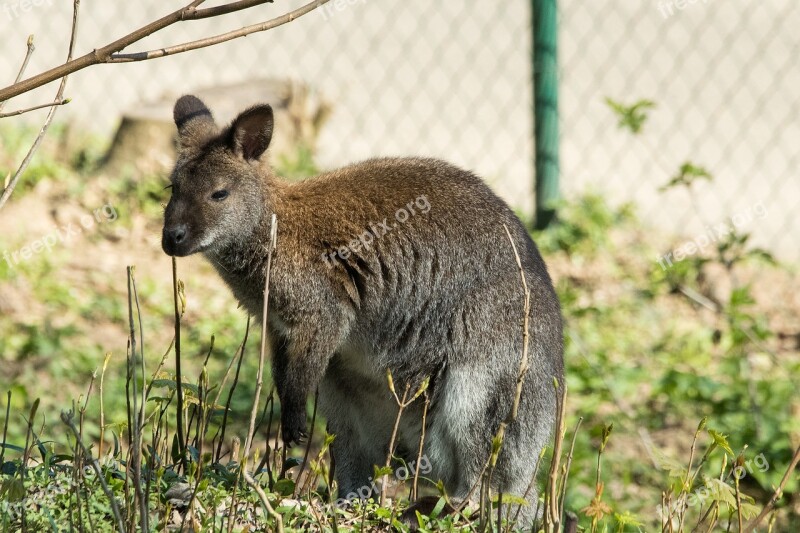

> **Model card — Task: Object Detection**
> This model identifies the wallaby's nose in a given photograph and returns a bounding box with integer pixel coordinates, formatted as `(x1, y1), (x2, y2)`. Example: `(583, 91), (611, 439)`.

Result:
(163, 224), (189, 256)
(169, 225), (187, 244)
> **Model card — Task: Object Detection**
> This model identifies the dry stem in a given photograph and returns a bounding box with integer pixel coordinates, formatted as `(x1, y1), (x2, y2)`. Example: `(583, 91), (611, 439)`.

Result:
(243, 214), (278, 462)
(0, 0), (80, 211)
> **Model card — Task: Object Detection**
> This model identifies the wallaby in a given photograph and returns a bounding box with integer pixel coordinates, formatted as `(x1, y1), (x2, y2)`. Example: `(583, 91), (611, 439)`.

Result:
(162, 95), (563, 525)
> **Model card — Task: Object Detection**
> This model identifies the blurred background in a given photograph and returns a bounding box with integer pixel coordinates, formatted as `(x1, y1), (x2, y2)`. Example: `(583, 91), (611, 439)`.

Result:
(1, 1), (799, 529)
(3, 0), (798, 258)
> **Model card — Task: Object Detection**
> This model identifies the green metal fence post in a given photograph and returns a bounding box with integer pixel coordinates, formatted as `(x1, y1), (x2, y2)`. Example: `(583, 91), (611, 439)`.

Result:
(533, 0), (560, 229)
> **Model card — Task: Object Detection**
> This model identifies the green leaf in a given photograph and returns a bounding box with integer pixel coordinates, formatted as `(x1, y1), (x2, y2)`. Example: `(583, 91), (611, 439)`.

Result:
(660, 162), (713, 191)
(429, 496), (447, 518)
(739, 500), (760, 519)
(374, 507), (392, 518)
(0, 478), (25, 502)
(651, 448), (687, 479)
(614, 510), (644, 529)
(707, 429), (734, 456)
(149, 379), (198, 395)
(273, 478), (295, 496)
(703, 478), (737, 506)
(605, 97), (656, 134)
(373, 465), (393, 479)
(150, 379), (177, 390)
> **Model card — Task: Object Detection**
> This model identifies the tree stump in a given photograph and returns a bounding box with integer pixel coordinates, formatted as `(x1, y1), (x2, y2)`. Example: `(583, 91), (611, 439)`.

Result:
(102, 78), (330, 177)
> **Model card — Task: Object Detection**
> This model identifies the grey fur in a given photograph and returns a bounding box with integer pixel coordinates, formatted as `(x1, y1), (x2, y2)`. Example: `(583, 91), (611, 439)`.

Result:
(162, 95), (564, 525)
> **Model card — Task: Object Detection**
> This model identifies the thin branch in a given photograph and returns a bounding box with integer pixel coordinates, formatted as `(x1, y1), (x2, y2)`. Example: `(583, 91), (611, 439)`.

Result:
(558, 417), (583, 524)
(215, 316), (251, 463)
(109, 0), (330, 62)
(411, 390), (430, 501)
(380, 382), (410, 507)
(0, 99), (70, 119)
(545, 382), (567, 532)
(0, 0), (329, 213)
(0, 391), (11, 467)
(0, 1), (80, 211)
(293, 389), (319, 498)
(744, 443), (800, 532)
(243, 214), (278, 462)
(0, 0), (328, 102)
(191, 0), (273, 20)
(62, 410), (125, 533)
(0, 35), (35, 113)
(172, 256), (187, 472)
(500, 224), (532, 425)
(244, 469), (284, 533)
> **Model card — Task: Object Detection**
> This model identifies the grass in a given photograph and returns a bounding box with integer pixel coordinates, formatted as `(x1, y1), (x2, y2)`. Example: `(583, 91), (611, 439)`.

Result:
(0, 126), (799, 531)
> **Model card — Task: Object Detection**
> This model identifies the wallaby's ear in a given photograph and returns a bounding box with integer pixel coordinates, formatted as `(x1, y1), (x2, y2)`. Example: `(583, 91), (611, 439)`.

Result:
(173, 95), (216, 146)
(229, 104), (273, 161)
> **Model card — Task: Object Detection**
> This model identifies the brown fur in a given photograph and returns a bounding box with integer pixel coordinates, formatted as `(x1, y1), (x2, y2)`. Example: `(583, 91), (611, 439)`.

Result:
(162, 95), (563, 525)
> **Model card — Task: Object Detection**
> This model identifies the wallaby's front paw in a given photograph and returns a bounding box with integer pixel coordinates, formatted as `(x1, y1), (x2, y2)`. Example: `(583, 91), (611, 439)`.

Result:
(281, 408), (308, 447)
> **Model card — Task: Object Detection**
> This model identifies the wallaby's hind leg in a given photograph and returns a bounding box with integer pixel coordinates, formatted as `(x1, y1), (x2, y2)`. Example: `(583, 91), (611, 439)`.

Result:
(423, 359), (553, 529)
(422, 364), (496, 499)
(488, 373), (554, 529)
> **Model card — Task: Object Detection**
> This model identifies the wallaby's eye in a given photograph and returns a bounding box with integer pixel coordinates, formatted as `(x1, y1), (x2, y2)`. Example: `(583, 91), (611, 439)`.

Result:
(211, 190), (229, 201)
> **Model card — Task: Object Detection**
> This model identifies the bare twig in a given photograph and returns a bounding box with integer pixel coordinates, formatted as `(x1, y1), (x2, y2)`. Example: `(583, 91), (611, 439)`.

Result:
(734, 470), (744, 533)
(0, 0), (329, 102)
(98, 353), (111, 459)
(0, 35), (35, 113)
(412, 390), (430, 501)
(744, 443), (800, 532)
(172, 256), (187, 472)
(190, 0), (272, 20)
(293, 389), (319, 498)
(109, 0), (330, 62)
(500, 224), (532, 426)
(215, 316), (251, 463)
(244, 468), (284, 533)
(481, 225), (534, 529)
(544, 382), (567, 532)
(380, 379), (411, 507)
(0, 98), (70, 118)
(510, 446), (547, 531)
(20, 399), (39, 533)
(457, 226), (538, 523)
(558, 416), (583, 524)
(0, 391), (10, 467)
(62, 410), (125, 533)
(0, 0), (80, 211)
(243, 214), (278, 462)
(126, 265), (148, 532)
(676, 418), (707, 530)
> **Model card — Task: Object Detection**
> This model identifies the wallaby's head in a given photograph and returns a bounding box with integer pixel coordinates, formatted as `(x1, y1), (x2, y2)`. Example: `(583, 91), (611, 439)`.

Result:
(162, 95), (274, 257)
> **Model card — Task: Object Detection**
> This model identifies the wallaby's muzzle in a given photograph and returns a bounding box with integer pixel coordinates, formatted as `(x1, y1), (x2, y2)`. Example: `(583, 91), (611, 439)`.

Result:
(162, 223), (191, 257)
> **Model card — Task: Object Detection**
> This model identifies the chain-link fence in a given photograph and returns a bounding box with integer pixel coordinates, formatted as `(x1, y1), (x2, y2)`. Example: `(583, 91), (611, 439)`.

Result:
(2, 1), (798, 259)
(560, 1), (800, 261)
